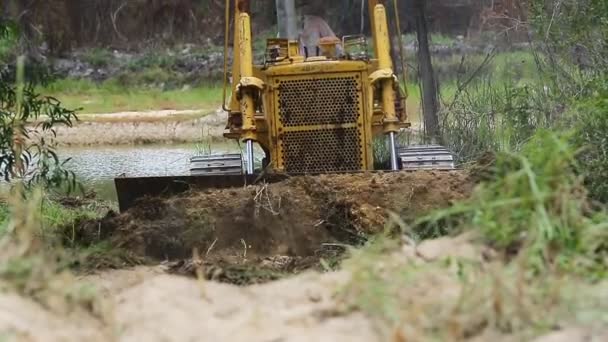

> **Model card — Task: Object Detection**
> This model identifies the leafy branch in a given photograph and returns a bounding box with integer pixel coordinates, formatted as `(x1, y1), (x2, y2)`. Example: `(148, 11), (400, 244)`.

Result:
(0, 60), (79, 191)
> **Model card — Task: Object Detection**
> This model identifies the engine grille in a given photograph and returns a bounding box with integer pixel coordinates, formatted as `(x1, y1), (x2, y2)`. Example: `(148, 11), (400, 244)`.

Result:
(282, 127), (362, 173)
(277, 76), (360, 127)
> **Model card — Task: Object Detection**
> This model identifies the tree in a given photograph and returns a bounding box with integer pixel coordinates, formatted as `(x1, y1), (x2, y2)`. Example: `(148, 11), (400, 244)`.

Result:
(412, 0), (440, 143)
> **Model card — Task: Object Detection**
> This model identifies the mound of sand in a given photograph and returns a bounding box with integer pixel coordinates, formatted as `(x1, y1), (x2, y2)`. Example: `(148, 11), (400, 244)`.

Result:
(4, 235), (604, 342)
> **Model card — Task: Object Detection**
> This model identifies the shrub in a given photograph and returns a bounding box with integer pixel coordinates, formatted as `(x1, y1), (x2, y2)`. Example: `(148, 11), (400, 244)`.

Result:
(573, 83), (608, 203)
(81, 48), (113, 68)
(419, 131), (607, 275)
(440, 80), (555, 163)
(0, 60), (78, 191)
(0, 19), (18, 62)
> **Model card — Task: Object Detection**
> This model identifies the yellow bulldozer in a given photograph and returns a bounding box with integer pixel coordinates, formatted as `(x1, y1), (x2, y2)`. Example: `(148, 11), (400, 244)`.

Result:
(115, 0), (454, 211)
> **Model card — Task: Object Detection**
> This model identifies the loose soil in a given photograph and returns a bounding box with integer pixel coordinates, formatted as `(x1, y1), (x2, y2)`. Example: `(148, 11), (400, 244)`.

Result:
(72, 170), (474, 283)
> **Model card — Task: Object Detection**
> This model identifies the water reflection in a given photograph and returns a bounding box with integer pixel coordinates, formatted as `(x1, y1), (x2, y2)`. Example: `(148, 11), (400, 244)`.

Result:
(59, 142), (241, 201)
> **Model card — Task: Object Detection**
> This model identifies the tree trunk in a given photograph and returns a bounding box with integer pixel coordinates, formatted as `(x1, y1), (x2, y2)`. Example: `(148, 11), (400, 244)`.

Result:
(413, 0), (440, 143)
(276, 0), (298, 40)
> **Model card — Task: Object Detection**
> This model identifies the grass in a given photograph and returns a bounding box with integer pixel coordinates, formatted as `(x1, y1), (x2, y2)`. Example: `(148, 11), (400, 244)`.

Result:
(41, 199), (109, 233)
(0, 190), (132, 274)
(0, 204), (9, 236)
(430, 51), (538, 88)
(418, 131), (607, 275)
(340, 235), (608, 340)
(339, 131), (608, 339)
(35, 48), (534, 119)
(402, 51), (538, 128)
(572, 86), (608, 204)
(81, 48), (114, 68)
(39, 79), (224, 114)
(0, 195), (112, 239)
(0, 187), (105, 314)
(402, 33), (458, 46)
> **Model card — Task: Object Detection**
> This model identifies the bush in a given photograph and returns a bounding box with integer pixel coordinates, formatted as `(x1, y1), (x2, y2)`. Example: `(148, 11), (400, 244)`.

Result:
(440, 80), (556, 163)
(573, 83), (608, 203)
(0, 60), (78, 190)
(0, 19), (18, 62)
(419, 131), (607, 275)
(81, 48), (114, 68)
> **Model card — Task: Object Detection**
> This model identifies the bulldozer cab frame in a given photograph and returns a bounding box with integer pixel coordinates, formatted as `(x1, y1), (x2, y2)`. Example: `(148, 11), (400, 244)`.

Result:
(223, 0), (408, 174)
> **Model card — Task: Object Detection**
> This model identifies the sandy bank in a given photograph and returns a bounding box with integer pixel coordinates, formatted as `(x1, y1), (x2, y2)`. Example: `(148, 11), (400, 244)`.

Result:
(54, 109), (227, 146)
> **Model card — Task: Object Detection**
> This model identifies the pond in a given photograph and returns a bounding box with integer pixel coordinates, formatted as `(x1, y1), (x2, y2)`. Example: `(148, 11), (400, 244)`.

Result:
(59, 141), (243, 201)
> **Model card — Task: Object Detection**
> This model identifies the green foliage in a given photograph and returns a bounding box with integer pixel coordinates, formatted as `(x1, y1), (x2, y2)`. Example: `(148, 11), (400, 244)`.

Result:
(127, 51), (180, 71)
(441, 79), (555, 162)
(0, 188), (104, 315)
(81, 48), (114, 68)
(0, 205), (9, 236)
(529, 0), (608, 74)
(0, 65), (79, 190)
(40, 78), (222, 114)
(0, 195), (111, 239)
(0, 19), (18, 62)
(372, 137), (390, 170)
(419, 131), (607, 275)
(573, 82), (608, 203)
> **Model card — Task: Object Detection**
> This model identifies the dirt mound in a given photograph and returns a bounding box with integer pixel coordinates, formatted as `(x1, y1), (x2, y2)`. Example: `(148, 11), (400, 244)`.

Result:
(75, 171), (473, 277)
(0, 292), (109, 341)
(5, 235), (606, 342)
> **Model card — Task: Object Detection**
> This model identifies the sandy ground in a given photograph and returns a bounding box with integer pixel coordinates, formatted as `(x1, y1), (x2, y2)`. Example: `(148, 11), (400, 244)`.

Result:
(0, 235), (479, 342)
(77, 109), (205, 122)
(2, 235), (606, 341)
(1, 267), (377, 342)
(103, 269), (376, 342)
(52, 109), (227, 146)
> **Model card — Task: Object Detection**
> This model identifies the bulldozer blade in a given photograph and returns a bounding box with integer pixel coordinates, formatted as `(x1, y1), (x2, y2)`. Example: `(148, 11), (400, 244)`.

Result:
(114, 174), (286, 212)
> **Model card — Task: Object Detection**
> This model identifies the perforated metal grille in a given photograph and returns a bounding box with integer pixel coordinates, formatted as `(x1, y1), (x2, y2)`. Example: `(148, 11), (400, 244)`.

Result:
(277, 77), (360, 127)
(282, 127), (362, 173)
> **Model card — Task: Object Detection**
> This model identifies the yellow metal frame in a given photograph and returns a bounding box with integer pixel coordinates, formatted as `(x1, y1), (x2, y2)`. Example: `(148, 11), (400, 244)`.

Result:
(222, 0), (407, 173)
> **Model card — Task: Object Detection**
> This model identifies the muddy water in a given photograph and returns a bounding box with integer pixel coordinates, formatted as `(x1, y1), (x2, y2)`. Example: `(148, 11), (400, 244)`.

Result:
(59, 142), (242, 201)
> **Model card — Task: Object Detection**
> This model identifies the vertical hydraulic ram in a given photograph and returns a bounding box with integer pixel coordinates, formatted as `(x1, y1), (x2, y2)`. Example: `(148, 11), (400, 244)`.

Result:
(236, 11), (263, 174)
(370, 3), (400, 171)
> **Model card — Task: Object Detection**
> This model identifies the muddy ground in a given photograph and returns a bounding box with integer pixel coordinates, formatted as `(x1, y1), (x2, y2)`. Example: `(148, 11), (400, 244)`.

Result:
(72, 171), (473, 282)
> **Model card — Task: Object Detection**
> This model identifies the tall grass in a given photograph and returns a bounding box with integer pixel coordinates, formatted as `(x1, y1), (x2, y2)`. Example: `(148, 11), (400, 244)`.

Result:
(572, 85), (608, 204)
(439, 74), (557, 163)
(418, 131), (608, 275)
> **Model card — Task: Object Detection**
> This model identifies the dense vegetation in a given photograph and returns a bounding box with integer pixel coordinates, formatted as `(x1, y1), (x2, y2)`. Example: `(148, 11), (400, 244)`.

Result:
(438, 0), (608, 204)
(1, 0), (515, 53)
